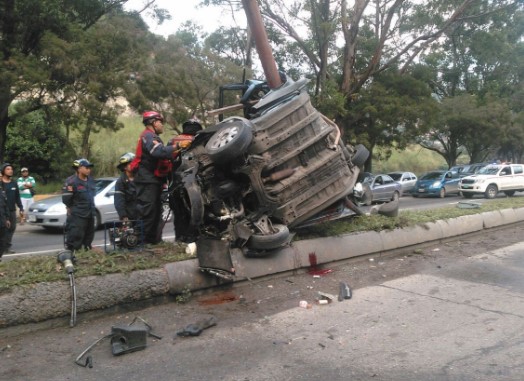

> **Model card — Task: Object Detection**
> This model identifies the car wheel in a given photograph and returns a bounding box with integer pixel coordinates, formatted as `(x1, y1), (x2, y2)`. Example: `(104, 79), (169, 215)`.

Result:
(412, 193), (419, 198)
(360, 183), (373, 206)
(162, 202), (172, 222)
(93, 211), (100, 230)
(351, 144), (369, 167)
(247, 224), (290, 250)
(484, 184), (498, 199)
(391, 191), (400, 202)
(462, 193), (474, 199)
(439, 188), (446, 198)
(504, 190), (515, 197)
(205, 118), (253, 164)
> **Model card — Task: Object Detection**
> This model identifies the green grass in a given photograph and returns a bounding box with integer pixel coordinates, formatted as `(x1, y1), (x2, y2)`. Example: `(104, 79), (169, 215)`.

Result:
(0, 242), (191, 294)
(2, 196), (524, 293)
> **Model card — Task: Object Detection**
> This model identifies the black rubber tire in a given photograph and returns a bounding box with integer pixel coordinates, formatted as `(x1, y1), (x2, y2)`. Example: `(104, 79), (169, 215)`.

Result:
(462, 192), (474, 199)
(247, 224), (290, 250)
(391, 191), (400, 202)
(412, 193), (419, 198)
(352, 144), (369, 167)
(162, 202), (172, 222)
(439, 188), (446, 198)
(504, 190), (515, 197)
(484, 184), (498, 199)
(93, 211), (100, 230)
(205, 118), (253, 164)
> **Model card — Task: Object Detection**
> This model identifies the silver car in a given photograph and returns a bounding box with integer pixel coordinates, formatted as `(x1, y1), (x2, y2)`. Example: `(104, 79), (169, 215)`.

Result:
(387, 171), (418, 194)
(27, 177), (119, 231)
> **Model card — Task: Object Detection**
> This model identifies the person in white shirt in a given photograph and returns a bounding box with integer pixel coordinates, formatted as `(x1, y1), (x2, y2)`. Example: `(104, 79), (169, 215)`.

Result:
(17, 167), (35, 223)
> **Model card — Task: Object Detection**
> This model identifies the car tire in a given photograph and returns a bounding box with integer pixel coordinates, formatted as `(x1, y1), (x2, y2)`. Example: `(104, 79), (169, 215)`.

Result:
(439, 188), (446, 198)
(412, 193), (419, 198)
(93, 211), (100, 230)
(504, 190), (515, 197)
(162, 202), (172, 222)
(247, 224), (290, 250)
(205, 118), (253, 164)
(484, 184), (498, 199)
(462, 193), (474, 199)
(391, 191), (400, 202)
(352, 144), (369, 167)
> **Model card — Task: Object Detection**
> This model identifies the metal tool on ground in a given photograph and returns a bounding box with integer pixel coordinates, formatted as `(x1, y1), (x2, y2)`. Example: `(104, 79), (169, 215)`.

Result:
(57, 250), (77, 327)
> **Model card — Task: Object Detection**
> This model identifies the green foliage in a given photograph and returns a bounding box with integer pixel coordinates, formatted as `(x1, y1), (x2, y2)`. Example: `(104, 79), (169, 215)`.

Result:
(6, 108), (76, 183)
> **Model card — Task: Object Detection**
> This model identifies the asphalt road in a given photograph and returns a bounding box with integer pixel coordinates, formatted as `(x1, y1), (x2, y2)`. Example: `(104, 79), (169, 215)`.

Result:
(2, 222), (524, 380)
(5, 192), (512, 259)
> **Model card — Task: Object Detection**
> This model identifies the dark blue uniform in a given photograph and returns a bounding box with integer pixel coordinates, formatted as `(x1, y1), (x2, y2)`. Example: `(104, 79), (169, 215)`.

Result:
(114, 172), (138, 221)
(135, 129), (177, 244)
(62, 175), (96, 251)
(0, 187), (9, 259)
(1, 180), (23, 252)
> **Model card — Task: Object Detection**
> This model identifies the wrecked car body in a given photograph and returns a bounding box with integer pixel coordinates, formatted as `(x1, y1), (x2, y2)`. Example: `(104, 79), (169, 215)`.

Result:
(169, 76), (369, 278)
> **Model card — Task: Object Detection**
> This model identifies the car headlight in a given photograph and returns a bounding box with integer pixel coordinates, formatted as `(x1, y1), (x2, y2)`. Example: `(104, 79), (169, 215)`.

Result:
(431, 181), (441, 188)
(47, 203), (67, 215)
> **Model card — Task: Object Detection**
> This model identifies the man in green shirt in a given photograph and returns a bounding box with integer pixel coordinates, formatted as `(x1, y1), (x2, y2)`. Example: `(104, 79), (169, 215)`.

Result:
(17, 167), (35, 224)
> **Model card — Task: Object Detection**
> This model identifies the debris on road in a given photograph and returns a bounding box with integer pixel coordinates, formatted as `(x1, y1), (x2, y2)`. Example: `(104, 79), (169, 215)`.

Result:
(176, 316), (217, 337)
(338, 282), (352, 301)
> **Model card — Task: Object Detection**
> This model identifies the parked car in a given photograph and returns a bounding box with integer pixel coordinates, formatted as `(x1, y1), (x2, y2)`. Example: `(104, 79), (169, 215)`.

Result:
(28, 178), (173, 231)
(460, 163), (489, 177)
(27, 177), (119, 231)
(387, 171), (417, 194)
(411, 170), (461, 198)
(459, 163), (524, 199)
(353, 174), (402, 205)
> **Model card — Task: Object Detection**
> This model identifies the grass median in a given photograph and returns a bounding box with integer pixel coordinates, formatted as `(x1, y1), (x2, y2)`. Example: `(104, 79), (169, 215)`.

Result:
(1, 197), (524, 293)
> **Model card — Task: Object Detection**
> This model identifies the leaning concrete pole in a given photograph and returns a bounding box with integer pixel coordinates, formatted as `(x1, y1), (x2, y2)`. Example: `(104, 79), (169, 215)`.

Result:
(241, 0), (283, 89)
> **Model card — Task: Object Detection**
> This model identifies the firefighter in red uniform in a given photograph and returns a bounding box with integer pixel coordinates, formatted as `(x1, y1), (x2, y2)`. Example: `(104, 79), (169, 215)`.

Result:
(133, 111), (192, 244)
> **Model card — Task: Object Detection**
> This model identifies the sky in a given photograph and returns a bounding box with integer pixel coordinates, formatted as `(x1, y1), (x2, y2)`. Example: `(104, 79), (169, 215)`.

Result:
(124, 0), (242, 37)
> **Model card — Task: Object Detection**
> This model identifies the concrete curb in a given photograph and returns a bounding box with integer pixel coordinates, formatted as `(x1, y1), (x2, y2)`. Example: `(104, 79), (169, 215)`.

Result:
(1, 207), (523, 328)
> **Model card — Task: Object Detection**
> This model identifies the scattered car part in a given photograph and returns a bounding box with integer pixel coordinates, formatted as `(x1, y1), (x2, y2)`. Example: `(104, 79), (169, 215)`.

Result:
(75, 316), (160, 367)
(176, 316), (217, 337)
(338, 282), (352, 301)
(110, 325), (148, 356)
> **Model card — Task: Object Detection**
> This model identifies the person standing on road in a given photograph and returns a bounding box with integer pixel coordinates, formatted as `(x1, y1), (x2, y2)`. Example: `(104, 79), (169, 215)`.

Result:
(17, 167), (36, 223)
(114, 152), (138, 222)
(133, 111), (192, 245)
(1, 163), (23, 254)
(62, 159), (96, 252)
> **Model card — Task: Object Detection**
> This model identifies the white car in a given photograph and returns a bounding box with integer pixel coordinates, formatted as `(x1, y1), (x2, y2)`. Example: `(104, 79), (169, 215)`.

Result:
(27, 178), (119, 231)
(459, 164), (524, 199)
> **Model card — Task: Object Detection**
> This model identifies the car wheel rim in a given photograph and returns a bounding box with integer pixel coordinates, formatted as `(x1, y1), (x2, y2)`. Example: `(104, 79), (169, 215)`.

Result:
(209, 126), (239, 149)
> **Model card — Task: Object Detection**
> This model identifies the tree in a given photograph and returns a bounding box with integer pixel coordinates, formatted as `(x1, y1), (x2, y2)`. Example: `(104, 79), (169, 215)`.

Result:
(0, 0), (170, 161)
(346, 72), (438, 171)
(5, 107), (76, 183)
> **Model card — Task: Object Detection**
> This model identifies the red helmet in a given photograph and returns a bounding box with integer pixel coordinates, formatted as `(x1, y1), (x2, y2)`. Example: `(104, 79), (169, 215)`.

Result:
(142, 111), (164, 125)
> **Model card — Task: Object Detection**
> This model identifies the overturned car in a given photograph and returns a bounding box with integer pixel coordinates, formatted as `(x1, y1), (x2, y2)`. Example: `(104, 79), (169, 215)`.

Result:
(168, 76), (369, 278)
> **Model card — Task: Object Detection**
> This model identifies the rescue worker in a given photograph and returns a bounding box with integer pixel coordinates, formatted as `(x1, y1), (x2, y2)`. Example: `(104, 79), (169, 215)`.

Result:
(1, 163), (24, 253)
(134, 111), (192, 245)
(0, 182), (11, 260)
(114, 152), (138, 222)
(62, 159), (96, 252)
